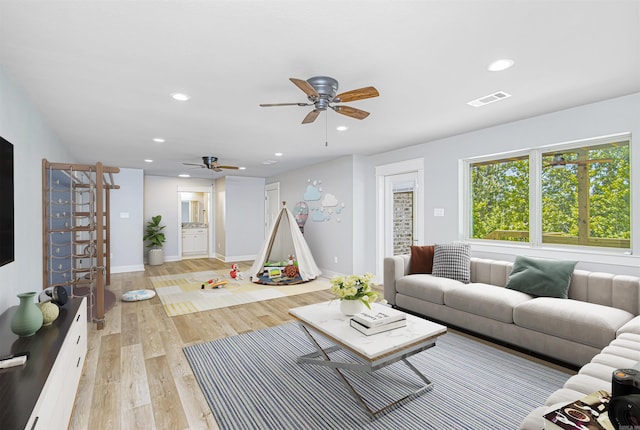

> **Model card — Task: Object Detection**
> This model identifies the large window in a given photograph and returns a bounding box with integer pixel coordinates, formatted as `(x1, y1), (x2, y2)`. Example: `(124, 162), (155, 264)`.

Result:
(467, 135), (630, 251)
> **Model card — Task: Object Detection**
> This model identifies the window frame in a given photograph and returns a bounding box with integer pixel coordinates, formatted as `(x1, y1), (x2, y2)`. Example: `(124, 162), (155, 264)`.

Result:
(462, 133), (632, 255)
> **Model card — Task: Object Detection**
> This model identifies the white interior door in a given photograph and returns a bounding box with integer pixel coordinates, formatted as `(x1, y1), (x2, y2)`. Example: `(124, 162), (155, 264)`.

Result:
(265, 182), (280, 237)
(375, 159), (424, 280)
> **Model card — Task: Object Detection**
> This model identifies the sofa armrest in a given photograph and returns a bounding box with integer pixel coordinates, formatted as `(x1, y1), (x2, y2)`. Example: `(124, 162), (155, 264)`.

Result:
(617, 315), (640, 336)
(383, 255), (410, 306)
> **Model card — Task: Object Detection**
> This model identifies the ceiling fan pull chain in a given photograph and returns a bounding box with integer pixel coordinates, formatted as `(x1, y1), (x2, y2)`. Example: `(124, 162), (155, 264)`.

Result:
(325, 111), (328, 147)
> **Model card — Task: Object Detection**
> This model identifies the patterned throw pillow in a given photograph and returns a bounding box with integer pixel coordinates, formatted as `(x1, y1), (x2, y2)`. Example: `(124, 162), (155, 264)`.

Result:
(432, 242), (471, 283)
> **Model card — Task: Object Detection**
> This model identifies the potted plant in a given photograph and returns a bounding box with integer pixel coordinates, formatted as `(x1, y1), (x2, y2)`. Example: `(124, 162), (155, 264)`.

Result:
(144, 215), (166, 266)
(329, 273), (380, 315)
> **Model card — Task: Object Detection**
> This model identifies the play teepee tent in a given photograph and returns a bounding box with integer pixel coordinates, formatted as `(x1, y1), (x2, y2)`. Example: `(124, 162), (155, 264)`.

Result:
(250, 203), (321, 284)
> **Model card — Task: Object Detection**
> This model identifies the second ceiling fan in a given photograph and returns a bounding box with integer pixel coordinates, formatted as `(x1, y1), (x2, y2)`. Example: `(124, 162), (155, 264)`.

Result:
(260, 76), (379, 124)
(183, 156), (239, 172)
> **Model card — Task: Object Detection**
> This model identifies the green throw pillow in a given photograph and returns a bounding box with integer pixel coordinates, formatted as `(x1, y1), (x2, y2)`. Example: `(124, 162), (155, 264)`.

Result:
(505, 256), (577, 298)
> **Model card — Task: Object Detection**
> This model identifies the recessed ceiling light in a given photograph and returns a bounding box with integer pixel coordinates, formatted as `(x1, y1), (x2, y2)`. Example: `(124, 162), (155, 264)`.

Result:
(263, 160), (277, 165)
(239, 166), (247, 170)
(153, 138), (165, 143)
(274, 152), (283, 157)
(171, 92), (191, 102)
(144, 159), (153, 163)
(336, 126), (348, 131)
(488, 59), (514, 72)
(178, 174), (191, 178)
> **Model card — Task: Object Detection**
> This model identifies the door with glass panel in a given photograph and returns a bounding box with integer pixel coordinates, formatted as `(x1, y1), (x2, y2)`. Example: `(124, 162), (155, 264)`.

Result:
(384, 172), (420, 257)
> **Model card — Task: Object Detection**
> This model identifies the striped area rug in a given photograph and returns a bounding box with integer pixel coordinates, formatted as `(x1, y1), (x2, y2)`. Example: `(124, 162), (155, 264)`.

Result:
(184, 322), (572, 430)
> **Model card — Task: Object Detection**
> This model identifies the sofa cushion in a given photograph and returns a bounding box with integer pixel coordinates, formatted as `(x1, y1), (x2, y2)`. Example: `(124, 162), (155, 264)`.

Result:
(544, 389), (592, 407)
(612, 333), (640, 351)
(432, 242), (471, 283)
(396, 274), (462, 305)
(514, 298), (634, 349)
(505, 256), (577, 298)
(616, 315), (640, 337)
(444, 283), (533, 323)
(563, 374), (612, 394)
(409, 245), (434, 274)
(591, 352), (640, 370)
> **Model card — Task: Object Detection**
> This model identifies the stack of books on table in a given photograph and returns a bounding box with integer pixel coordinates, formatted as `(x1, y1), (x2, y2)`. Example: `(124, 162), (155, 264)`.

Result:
(349, 307), (407, 335)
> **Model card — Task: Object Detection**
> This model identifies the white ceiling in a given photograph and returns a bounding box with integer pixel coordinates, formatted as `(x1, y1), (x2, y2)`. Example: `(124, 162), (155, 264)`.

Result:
(1, 0), (639, 179)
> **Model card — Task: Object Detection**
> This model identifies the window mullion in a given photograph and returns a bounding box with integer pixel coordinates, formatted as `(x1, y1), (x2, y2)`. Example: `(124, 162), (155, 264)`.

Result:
(530, 149), (542, 247)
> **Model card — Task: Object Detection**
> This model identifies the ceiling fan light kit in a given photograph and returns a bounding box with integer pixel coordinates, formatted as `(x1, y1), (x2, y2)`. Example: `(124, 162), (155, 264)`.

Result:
(260, 76), (379, 124)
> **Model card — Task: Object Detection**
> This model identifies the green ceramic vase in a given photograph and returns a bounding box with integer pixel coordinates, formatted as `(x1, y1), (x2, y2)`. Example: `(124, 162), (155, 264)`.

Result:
(10, 292), (44, 337)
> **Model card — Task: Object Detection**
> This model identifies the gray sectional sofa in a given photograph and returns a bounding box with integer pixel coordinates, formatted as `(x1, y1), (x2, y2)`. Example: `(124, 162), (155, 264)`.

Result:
(383, 254), (640, 428)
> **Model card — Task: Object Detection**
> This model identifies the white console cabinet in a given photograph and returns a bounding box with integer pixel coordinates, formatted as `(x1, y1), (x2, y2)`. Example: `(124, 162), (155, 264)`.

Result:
(0, 297), (87, 430)
(182, 228), (208, 255)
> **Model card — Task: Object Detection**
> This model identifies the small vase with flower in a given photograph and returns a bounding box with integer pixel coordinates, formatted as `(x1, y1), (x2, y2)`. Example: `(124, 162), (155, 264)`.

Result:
(330, 273), (380, 316)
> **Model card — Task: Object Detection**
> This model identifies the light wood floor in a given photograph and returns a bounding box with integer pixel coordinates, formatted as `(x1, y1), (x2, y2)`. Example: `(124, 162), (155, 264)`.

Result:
(69, 258), (335, 430)
(68, 258), (574, 429)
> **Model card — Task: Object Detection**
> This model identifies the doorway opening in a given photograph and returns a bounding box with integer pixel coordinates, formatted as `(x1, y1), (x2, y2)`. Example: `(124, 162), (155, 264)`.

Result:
(177, 186), (213, 259)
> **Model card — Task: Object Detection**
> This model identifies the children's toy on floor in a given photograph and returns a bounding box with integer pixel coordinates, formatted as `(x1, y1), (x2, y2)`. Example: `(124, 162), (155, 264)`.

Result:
(230, 263), (243, 280)
(201, 278), (227, 289)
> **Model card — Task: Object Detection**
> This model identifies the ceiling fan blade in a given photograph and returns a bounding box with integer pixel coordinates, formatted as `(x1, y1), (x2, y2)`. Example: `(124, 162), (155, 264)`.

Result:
(218, 165), (239, 170)
(302, 109), (321, 124)
(182, 162), (206, 168)
(335, 86), (379, 103)
(332, 105), (370, 120)
(290, 78), (319, 98)
(260, 102), (311, 107)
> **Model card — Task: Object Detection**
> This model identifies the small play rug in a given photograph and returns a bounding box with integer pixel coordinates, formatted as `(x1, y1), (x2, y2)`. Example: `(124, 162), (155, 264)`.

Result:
(150, 270), (330, 317)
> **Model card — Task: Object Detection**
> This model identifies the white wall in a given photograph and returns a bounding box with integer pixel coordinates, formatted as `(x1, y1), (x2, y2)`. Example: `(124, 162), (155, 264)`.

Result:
(214, 177), (226, 258)
(364, 92), (640, 275)
(0, 67), (74, 313)
(223, 176), (265, 260)
(144, 175), (264, 263)
(144, 175), (214, 262)
(268, 156), (355, 277)
(109, 168), (144, 273)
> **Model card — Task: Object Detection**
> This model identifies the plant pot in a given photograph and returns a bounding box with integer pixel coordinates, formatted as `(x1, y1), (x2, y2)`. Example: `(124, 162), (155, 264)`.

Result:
(148, 248), (164, 266)
(340, 299), (365, 316)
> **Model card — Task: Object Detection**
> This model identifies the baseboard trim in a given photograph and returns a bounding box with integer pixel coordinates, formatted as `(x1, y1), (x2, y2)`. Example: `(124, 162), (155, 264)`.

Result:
(111, 264), (145, 273)
(214, 254), (257, 263)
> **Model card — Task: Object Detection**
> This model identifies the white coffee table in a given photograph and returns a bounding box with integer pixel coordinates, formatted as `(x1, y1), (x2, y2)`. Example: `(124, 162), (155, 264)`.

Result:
(288, 301), (447, 418)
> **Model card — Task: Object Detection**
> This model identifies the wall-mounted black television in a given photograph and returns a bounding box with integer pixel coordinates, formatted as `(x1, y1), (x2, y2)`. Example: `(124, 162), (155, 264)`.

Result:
(0, 136), (14, 267)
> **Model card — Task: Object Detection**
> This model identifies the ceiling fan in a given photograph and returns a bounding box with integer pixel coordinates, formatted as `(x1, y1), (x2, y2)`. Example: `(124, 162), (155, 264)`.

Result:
(182, 156), (239, 172)
(545, 153), (613, 168)
(260, 76), (379, 124)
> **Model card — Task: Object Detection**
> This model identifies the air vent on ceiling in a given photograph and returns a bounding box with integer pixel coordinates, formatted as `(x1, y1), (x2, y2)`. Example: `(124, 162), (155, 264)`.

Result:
(467, 91), (512, 107)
